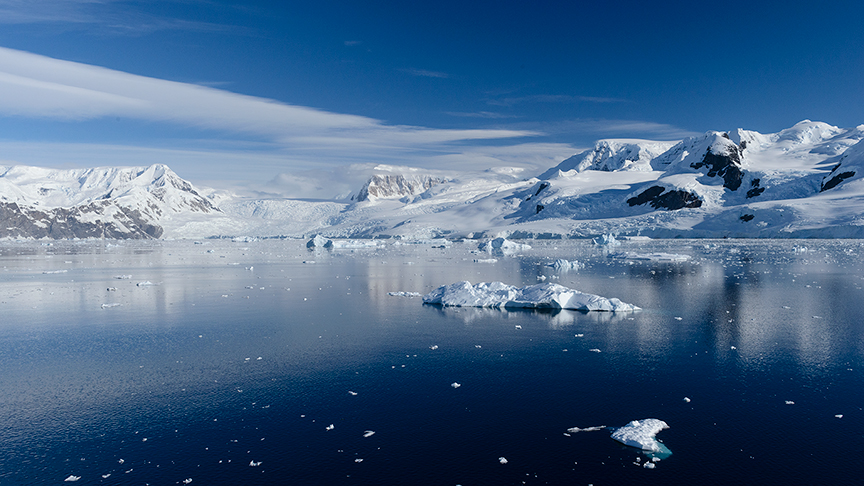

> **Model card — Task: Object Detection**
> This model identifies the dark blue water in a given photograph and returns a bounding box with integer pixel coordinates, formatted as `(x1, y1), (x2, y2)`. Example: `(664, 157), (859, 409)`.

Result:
(0, 239), (862, 485)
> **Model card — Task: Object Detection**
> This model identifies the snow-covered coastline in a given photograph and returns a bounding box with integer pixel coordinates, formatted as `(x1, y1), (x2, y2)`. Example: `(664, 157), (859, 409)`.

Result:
(3, 120), (864, 240)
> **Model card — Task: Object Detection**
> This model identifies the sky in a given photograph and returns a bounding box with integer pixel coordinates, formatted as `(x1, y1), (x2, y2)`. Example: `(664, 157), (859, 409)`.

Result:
(0, 0), (862, 199)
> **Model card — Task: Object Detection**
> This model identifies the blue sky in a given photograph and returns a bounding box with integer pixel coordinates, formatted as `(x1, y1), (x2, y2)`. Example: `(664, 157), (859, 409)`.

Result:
(0, 0), (862, 197)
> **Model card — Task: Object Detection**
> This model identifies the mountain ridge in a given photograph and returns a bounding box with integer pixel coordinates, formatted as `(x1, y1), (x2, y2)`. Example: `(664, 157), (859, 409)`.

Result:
(3, 120), (864, 240)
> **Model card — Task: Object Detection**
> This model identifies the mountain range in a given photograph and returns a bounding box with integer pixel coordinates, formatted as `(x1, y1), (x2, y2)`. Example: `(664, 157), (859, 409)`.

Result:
(2, 120), (864, 240)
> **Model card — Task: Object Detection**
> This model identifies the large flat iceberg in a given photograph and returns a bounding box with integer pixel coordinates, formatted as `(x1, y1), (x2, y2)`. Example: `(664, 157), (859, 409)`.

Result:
(422, 281), (640, 312)
(610, 418), (670, 452)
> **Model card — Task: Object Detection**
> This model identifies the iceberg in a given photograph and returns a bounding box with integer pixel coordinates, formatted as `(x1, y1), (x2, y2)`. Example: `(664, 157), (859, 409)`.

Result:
(423, 281), (640, 312)
(610, 419), (670, 453)
(478, 237), (531, 253)
(306, 235), (330, 248)
(593, 233), (621, 247)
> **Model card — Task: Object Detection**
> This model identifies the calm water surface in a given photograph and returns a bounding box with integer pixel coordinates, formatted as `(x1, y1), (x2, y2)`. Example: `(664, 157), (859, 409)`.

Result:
(0, 238), (862, 485)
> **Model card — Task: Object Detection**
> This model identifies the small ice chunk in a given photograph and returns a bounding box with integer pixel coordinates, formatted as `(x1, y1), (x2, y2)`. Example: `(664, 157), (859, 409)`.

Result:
(363, 430), (375, 438)
(430, 345), (439, 350)
(326, 424), (335, 430)
(388, 291), (422, 297)
(515, 325), (522, 329)
(423, 281), (640, 312)
(348, 391), (358, 396)
(451, 382), (461, 388)
(785, 401), (795, 405)
(114, 275), (132, 279)
(101, 303), (120, 308)
(42, 269), (67, 274)
(64, 475), (81, 482)
(354, 458), (364, 463)
(835, 414), (843, 418)
(249, 461), (262, 466)
(643, 462), (656, 469)
(136, 281), (154, 287)
(611, 251), (690, 262)
(183, 479), (193, 484)
(498, 457), (508, 464)
(566, 425), (606, 433)
(683, 397), (691, 403)
(589, 349), (601, 353)
(610, 419), (670, 452)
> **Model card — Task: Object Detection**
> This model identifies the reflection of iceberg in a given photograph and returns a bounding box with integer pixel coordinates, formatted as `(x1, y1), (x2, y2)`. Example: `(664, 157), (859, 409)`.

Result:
(548, 259), (583, 271)
(610, 419), (671, 456)
(423, 281), (639, 312)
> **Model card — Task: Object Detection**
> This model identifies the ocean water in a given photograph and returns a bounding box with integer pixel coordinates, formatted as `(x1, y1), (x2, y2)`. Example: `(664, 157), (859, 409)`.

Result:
(0, 238), (862, 485)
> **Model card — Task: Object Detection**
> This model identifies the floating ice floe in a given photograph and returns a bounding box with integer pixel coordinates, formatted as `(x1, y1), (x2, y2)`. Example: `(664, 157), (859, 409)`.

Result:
(478, 237), (531, 253)
(610, 419), (670, 453)
(328, 239), (381, 249)
(593, 233), (620, 247)
(566, 425), (606, 433)
(498, 457), (508, 464)
(451, 382), (461, 388)
(423, 281), (640, 312)
(64, 475), (80, 482)
(611, 252), (691, 262)
(363, 430), (375, 438)
(388, 291), (422, 297)
(249, 461), (262, 466)
(548, 259), (583, 271)
(101, 303), (120, 309)
(136, 281), (155, 287)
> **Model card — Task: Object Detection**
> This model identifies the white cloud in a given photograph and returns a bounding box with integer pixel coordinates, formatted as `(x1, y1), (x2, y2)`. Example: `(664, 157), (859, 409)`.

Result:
(0, 47), (533, 149)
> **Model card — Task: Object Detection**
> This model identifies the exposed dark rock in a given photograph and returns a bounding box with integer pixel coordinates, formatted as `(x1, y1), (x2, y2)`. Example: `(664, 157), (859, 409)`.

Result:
(534, 182), (550, 196)
(746, 178), (765, 198)
(627, 186), (702, 210)
(740, 214), (755, 222)
(0, 201), (163, 239)
(357, 174), (443, 201)
(536, 204), (544, 214)
(626, 186), (665, 206)
(690, 146), (744, 191)
(821, 170), (855, 192)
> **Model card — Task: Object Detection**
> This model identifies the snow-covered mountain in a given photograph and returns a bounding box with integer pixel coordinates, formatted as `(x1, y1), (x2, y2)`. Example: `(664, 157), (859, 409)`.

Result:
(0, 164), (222, 239)
(4, 120), (864, 240)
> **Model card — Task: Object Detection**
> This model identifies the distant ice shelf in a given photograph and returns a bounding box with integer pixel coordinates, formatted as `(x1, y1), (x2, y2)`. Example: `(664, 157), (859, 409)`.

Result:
(422, 281), (640, 312)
